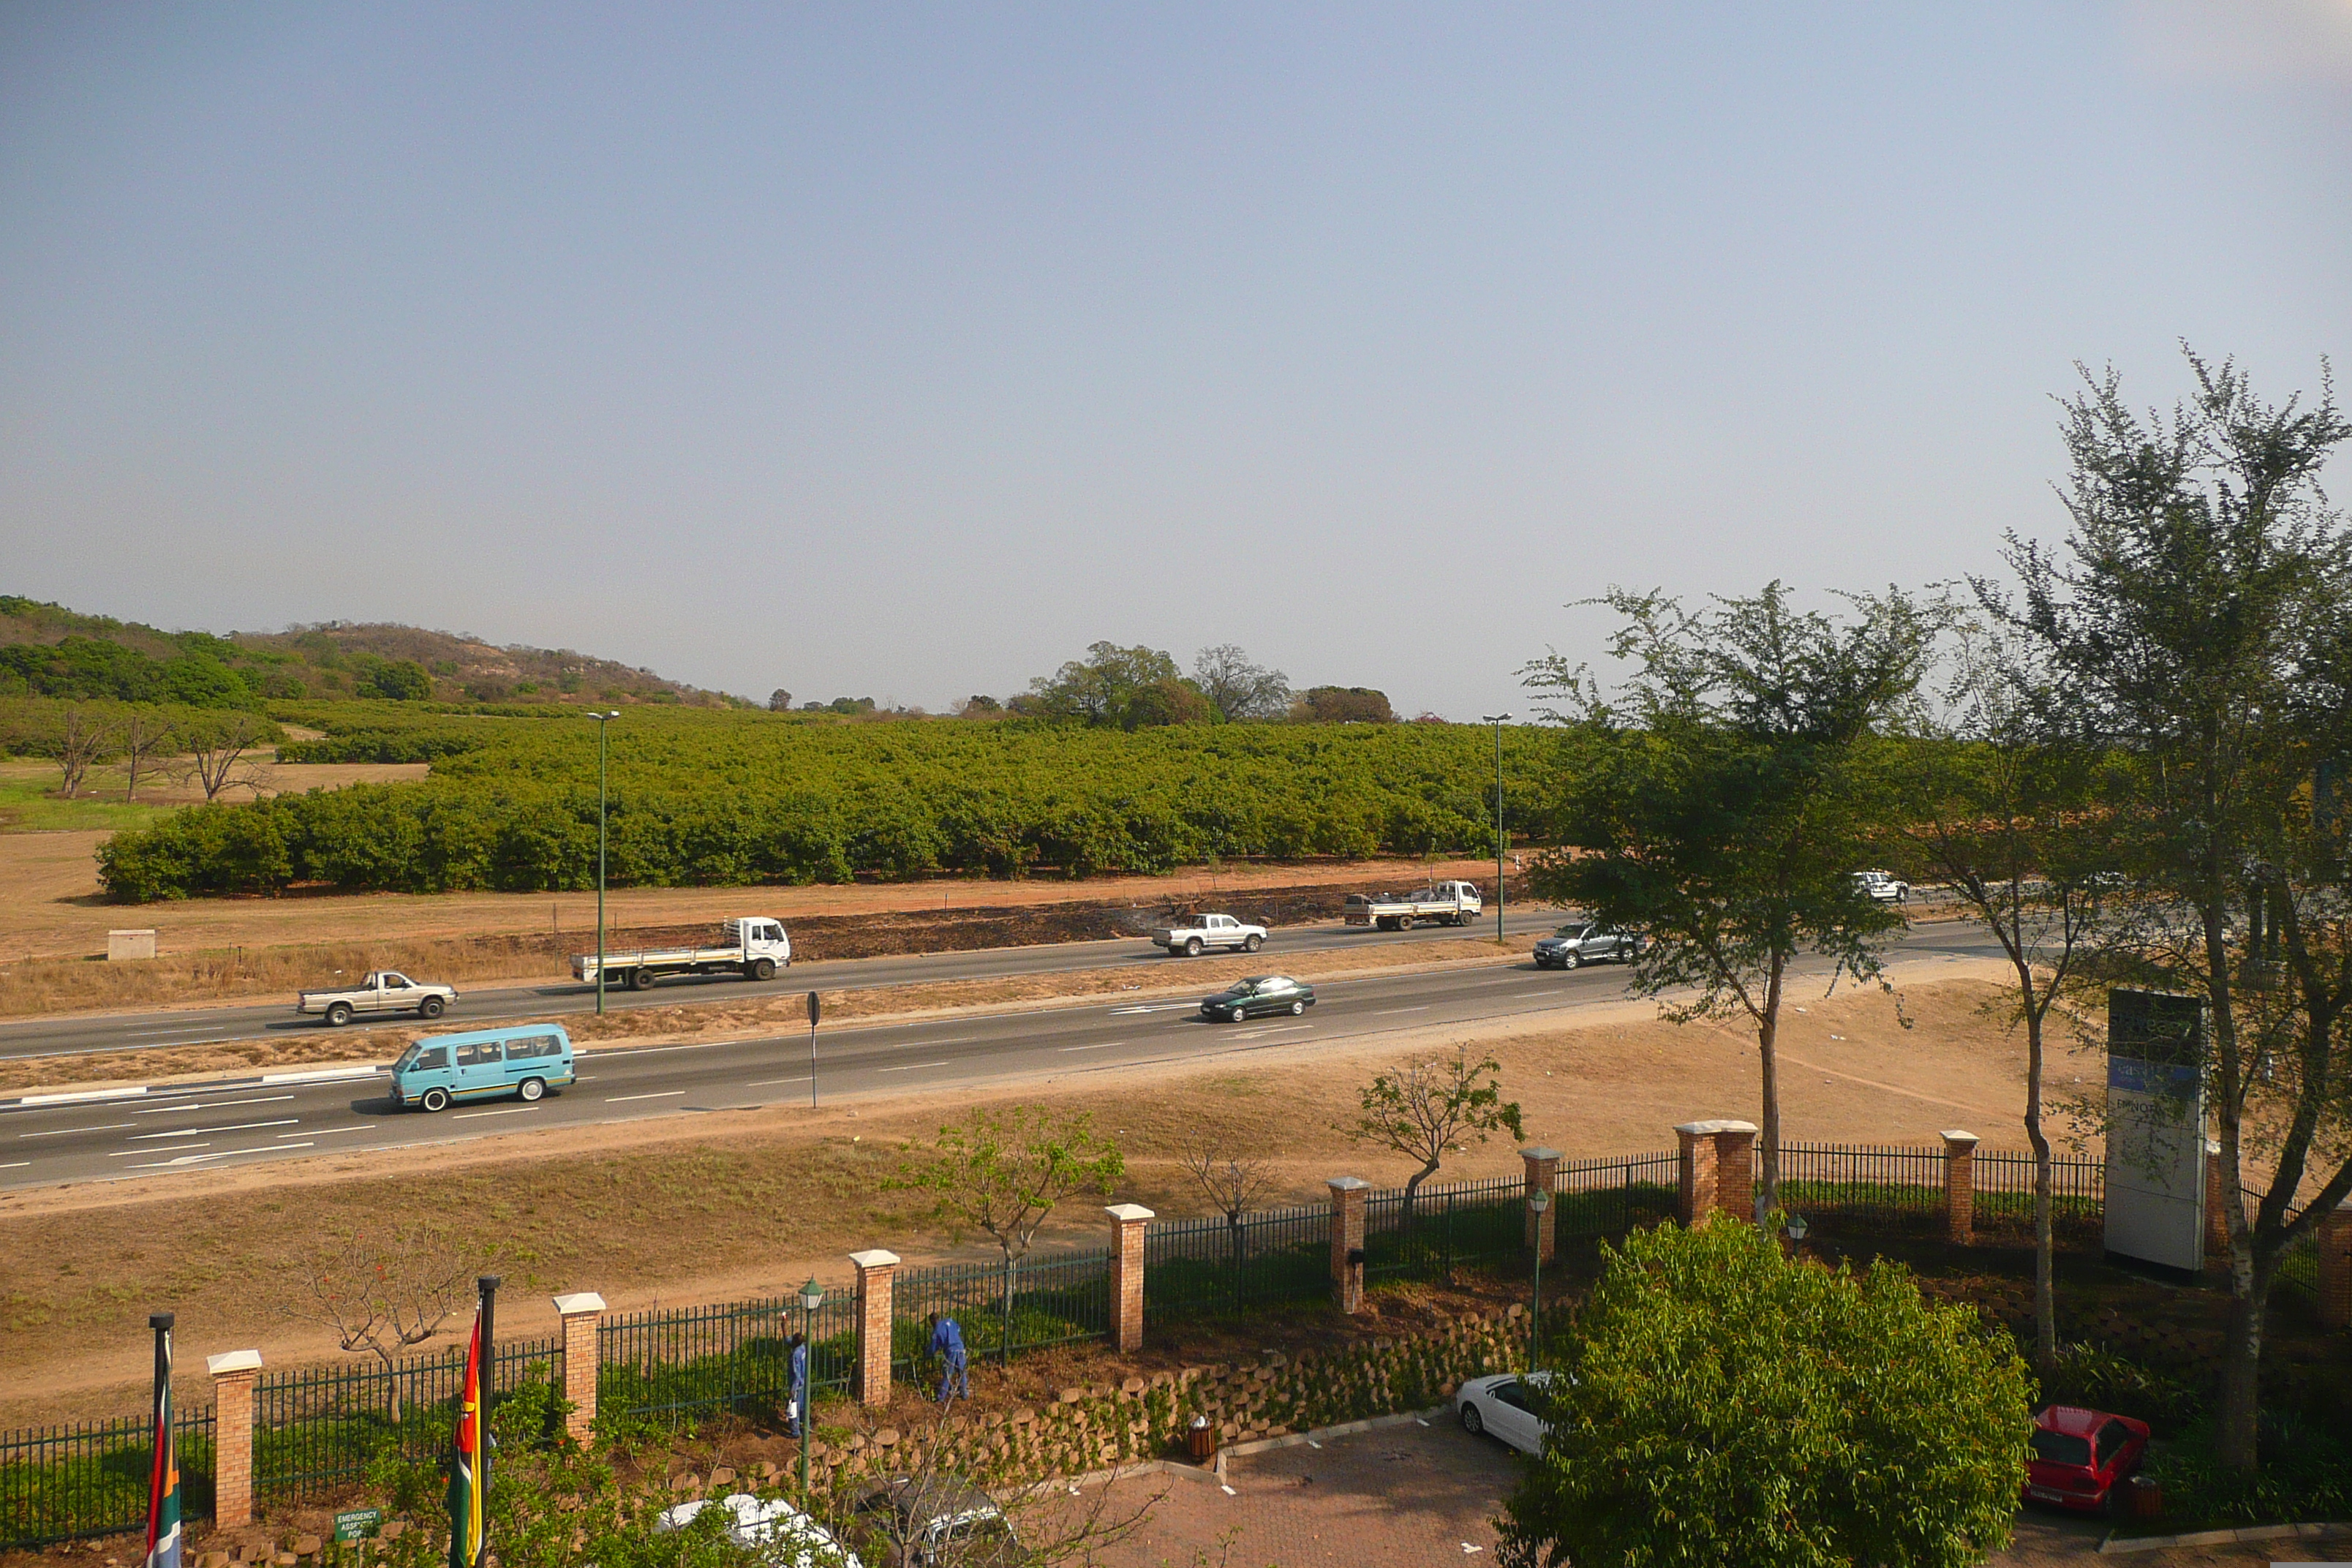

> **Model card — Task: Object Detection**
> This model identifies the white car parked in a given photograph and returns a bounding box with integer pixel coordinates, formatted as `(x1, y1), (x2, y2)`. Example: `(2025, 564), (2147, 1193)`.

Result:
(657, 1492), (863, 1568)
(1455, 1371), (1558, 1455)
(1852, 870), (1912, 904)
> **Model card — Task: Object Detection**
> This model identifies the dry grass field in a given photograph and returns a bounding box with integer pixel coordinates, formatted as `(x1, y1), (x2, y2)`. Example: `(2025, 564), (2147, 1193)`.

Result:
(0, 969), (2084, 1425)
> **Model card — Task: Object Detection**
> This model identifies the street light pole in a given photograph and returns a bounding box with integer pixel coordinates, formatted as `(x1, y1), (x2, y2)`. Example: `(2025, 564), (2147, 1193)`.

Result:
(1482, 714), (1512, 943)
(1526, 1185), (1550, 1365)
(587, 712), (619, 1015)
(797, 1276), (824, 1500)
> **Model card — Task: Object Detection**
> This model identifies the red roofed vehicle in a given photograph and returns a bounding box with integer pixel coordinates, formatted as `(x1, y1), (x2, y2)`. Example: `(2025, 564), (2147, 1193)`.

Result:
(2024, 1405), (2149, 1514)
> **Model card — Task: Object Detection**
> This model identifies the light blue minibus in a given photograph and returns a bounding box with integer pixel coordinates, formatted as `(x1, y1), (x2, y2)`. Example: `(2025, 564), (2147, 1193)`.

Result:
(390, 1024), (576, 1112)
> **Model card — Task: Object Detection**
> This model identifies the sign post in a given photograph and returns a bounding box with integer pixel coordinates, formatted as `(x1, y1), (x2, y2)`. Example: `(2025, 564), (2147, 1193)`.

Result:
(333, 1509), (382, 1544)
(807, 990), (821, 1109)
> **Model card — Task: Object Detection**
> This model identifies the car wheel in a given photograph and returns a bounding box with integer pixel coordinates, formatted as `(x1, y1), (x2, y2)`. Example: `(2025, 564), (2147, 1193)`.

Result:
(1186, 938), (1205, 957)
(1243, 933), (1263, 953)
(750, 958), (777, 981)
(1398, 914), (1415, 932)
(1290, 1000), (1305, 1015)
(1459, 1402), (1484, 1436)
(421, 1087), (451, 1113)
(418, 995), (445, 1019)
(325, 1002), (353, 1027)
(519, 1077), (546, 1103)
(1229, 1006), (1247, 1022)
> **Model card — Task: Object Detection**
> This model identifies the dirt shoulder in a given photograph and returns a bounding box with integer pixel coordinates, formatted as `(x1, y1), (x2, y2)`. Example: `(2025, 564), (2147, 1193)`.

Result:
(0, 962), (2091, 1425)
(0, 931), (1540, 1096)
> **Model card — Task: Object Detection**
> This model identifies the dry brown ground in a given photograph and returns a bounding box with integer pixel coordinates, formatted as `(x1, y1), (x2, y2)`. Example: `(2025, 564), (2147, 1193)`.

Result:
(0, 967), (2084, 1425)
(0, 843), (1495, 964)
(0, 932), (1540, 1095)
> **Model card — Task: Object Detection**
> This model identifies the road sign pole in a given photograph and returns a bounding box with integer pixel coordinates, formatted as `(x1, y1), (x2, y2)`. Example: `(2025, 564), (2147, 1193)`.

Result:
(807, 990), (821, 1108)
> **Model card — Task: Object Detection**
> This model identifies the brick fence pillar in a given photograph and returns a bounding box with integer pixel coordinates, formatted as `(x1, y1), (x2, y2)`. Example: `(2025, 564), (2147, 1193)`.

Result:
(1676, 1123), (1716, 1224)
(2205, 1140), (2233, 1266)
(1942, 1131), (1980, 1246)
(206, 1349), (261, 1529)
(1520, 1147), (1561, 1262)
(1105, 1204), (1153, 1353)
(1677, 1120), (1758, 1224)
(1328, 1177), (1368, 1315)
(2318, 1202), (2352, 1333)
(551, 1292), (604, 1445)
(849, 1249), (899, 1407)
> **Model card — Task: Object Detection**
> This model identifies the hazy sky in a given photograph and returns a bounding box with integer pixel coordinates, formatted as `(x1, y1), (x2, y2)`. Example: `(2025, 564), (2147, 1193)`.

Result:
(4, 4), (2348, 717)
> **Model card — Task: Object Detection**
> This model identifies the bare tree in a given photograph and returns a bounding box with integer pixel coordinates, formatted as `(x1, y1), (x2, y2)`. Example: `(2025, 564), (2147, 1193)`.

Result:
(179, 712), (268, 801)
(282, 1223), (486, 1421)
(1191, 646), (1291, 722)
(1349, 1049), (1525, 1215)
(1182, 1127), (1278, 1313)
(118, 709), (175, 802)
(52, 706), (117, 799)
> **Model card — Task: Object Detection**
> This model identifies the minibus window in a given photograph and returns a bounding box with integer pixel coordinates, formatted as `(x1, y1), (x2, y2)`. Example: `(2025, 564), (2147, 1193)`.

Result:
(456, 1041), (502, 1068)
(411, 1047), (449, 1071)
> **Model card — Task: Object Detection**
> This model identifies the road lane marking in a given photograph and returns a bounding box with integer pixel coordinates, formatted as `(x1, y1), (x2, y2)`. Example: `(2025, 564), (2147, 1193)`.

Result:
(1058, 1041), (1126, 1052)
(18, 1087), (147, 1107)
(135, 1096), (296, 1115)
(455, 1108), (535, 1120)
(129, 1119), (299, 1140)
(604, 1091), (685, 1103)
(1373, 1006), (1432, 1015)
(747, 1077), (811, 1087)
(1107, 1004), (1193, 1015)
(0, 1161), (28, 1169)
(876, 1062), (949, 1074)
(126, 1143), (314, 1169)
(285, 1126), (375, 1137)
(18, 1123), (137, 1138)
(113, 1144), (208, 1156)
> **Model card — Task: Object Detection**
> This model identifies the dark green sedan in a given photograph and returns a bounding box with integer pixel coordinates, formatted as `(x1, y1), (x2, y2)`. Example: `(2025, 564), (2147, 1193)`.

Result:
(1199, 974), (1317, 1022)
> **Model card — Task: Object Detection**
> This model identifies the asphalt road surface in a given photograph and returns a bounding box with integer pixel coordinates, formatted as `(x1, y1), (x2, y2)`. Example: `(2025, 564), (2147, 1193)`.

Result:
(0, 921), (2008, 1191)
(0, 911), (1570, 1063)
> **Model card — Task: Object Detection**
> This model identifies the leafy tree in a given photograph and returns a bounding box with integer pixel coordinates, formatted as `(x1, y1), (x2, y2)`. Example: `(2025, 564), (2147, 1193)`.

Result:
(1192, 644), (1291, 720)
(1990, 350), (2352, 1471)
(1895, 611), (2114, 1375)
(959, 693), (1003, 716)
(1524, 584), (1931, 1218)
(1018, 641), (1217, 729)
(1124, 676), (1213, 728)
(1498, 1216), (2029, 1568)
(1349, 1048), (1524, 1213)
(358, 658), (433, 701)
(1293, 685), (1394, 723)
(888, 1107), (1124, 1360)
(766, 688), (794, 712)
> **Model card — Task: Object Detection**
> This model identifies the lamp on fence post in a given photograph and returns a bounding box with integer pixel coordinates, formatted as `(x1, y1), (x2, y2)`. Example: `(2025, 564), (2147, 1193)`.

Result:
(1783, 1213), (1808, 1259)
(1526, 1186), (1550, 1365)
(797, 1275), (823, 1501)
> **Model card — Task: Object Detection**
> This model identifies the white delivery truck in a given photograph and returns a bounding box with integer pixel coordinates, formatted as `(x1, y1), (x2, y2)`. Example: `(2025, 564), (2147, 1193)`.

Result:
(572, 917), (792, 991)
(1342, 881), (1485, 932)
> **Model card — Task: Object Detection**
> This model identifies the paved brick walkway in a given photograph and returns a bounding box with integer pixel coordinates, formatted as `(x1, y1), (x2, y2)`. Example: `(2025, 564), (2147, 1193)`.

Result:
(1098, 1420), (2351, 1568)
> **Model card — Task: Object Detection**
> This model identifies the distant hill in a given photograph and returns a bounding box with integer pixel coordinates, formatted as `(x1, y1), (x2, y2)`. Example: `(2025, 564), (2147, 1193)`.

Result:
(0, 595), (737, 709)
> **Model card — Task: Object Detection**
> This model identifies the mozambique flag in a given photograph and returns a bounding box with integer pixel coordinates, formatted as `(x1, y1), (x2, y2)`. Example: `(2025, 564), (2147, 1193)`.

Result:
(445, 1316), (486, 1568)
(143, 1328), (180, 1568)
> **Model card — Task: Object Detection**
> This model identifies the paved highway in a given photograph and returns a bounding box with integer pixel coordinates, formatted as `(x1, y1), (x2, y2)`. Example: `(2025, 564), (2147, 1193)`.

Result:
(0, 921), (2008, 1190)
(0, 911), (1569, 1063)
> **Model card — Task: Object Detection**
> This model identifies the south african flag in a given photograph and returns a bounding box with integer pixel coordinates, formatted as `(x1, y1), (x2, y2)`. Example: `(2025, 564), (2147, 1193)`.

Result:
(445, 1316), (485, 1568)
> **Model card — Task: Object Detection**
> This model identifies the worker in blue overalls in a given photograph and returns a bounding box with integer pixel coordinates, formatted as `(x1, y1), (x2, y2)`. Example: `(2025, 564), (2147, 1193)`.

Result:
(785, 1332), (808, 1436)
(928, 1311), (970, 1406)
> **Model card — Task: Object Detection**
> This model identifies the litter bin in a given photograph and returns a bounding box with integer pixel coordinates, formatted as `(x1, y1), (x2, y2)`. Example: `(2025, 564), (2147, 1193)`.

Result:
(2127, 1476), (2162, 1520)
(1187, 1414), (1216, 1462)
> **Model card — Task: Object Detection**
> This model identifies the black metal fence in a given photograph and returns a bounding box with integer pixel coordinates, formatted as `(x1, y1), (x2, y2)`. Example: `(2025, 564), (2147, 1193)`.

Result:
(0, 1404), (216, 1549)
(1554, 1151), (1682, 1241)
(598, 1290), (859, 1433)
(1362, 1173), (1527, 1284)
(1972, 1149), (2105, 1244)
(889, 1251), (1114, 1379)
(1145, 1200), (1330, 1320)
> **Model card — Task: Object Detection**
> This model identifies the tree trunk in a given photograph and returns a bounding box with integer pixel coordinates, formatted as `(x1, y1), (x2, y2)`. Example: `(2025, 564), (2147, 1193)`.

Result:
(1752, 953), (1787, 1223)
(1227, 1212), (1245, 1316)
(2022, 987), (2057, 1375)
(1000, 1253), (1017, 1368)
(2217, 1252), (2272, 1471)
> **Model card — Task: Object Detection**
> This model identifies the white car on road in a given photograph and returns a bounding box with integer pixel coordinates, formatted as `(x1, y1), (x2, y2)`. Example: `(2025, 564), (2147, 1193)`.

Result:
(1455, 1371), (1558, 1455)
(1852, 870), (1912, 904)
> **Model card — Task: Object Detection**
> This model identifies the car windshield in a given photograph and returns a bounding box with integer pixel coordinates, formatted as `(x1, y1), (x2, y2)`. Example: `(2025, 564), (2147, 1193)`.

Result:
(1553, 925), (1588, 939)
(2030, 1430), (2093, 1467)
(394, 1044), (420, 1071)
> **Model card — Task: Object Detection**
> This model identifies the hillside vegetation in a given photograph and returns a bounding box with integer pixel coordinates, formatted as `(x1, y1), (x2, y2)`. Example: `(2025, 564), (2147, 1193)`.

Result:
(94, 704), (1553, 900)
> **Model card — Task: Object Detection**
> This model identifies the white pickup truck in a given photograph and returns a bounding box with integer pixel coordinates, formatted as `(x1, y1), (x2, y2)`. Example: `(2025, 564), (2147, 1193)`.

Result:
(1148, 912), (1268, 957)
(297, 971), (459, 1028)
(572, 917), (793, 991)
(1343, 881), (1484, 932)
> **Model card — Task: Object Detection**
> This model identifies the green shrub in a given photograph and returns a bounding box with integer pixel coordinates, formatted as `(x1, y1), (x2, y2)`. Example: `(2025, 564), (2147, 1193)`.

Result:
(1499, 1215), (2031, 1568)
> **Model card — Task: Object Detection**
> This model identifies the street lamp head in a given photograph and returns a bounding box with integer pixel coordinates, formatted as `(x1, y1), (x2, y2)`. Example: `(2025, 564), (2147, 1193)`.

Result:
(1784, 1214), (1808, 1243)
(1482, 713), (1512, 724)
(799, 1275), (825, 1313)
(1528, 1186), (1550, 1214)
(586, 709), (620, 722)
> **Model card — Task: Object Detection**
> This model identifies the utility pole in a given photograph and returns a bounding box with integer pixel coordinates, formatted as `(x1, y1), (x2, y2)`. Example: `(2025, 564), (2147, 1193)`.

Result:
(1482, 714), (1511, 943)
(587, 711), (619, 1014)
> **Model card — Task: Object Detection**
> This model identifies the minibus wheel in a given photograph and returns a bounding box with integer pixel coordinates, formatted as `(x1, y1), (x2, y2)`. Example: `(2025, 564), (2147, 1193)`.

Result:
(519, 1077), (546, 1103)
(421, 1088), (451, 1113)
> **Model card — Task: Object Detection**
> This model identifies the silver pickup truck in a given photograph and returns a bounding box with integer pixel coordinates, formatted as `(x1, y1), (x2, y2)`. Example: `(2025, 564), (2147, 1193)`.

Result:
(296, 971), (459, 1027)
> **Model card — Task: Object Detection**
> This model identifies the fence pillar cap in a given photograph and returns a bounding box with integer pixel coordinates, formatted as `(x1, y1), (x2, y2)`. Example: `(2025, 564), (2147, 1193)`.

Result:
(206, 1349), (263, 1376)
(552, 1292), (607, 1316)
(1327, 1176), (1370, 1192)
(850, 1248), (902, 1270)
(1519, 1147), (1563, 1162)
(1939, 1130), (1980, 1147)
(1105, 1203), (1156, 1223)
(1676, 1119), (1758, 1136)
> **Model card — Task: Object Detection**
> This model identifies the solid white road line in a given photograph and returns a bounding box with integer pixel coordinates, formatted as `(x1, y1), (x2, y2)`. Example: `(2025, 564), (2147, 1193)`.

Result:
(127, 1143), (314, 1169)
(18, 1087), (147, 1106)
(747, 1077), (811, 1087)
(129, 1119), (298, 1140)
(16, 1123), (136, 1138)
(135, 1095), (296, 1115)
(1058, 1041), (1125, 1052)
(604, 1091), (684, 1103)
(0, 1161), (27, 1169)
(1373, 1006), (1432, 1015)
(455, 1107), (535, 1120)
(284, 1126), (374, 1137)
(113, 1144), (207, 1156)
(876, 1062), (950, 1074)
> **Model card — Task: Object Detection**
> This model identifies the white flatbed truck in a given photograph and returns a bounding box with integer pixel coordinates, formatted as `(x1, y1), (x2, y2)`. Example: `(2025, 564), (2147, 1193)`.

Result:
(572, 917), (792, 991)
(1342, 881), (1484, 932)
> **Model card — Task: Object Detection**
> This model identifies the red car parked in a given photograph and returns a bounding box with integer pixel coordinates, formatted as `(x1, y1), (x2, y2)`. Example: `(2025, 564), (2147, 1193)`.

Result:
(2024, 1405), (2150, 1513)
